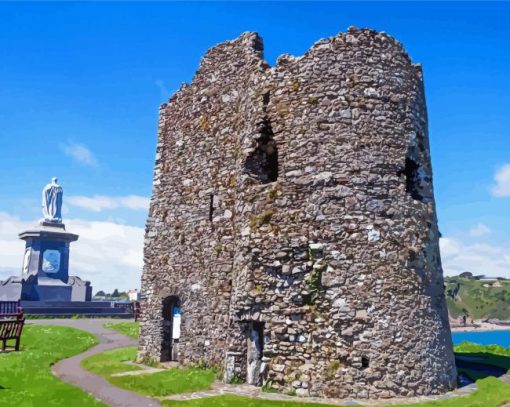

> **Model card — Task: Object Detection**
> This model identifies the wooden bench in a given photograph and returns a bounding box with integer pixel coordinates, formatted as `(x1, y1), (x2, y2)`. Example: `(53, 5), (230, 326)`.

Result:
(0, 301), (23, 319)
(0, 318), (25, 351)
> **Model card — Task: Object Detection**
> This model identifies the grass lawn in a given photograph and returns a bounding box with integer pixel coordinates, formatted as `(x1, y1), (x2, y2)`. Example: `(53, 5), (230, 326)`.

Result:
(1, 321), (508, 407)
(162, 395), (340, 406)
(81, 334), (510, 407)
(392, 377), (510, 407)
(104, 321), (140, 339)
(390, 341), (510, 407)
(81, 347), (143, 376)
(0, 324), (104, 407)
(161, 377), (510, 407)
(81, 346), (216, 397)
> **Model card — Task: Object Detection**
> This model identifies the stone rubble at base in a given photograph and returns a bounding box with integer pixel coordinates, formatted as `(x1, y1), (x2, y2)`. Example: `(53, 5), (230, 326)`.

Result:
(138, 27), (457, 399)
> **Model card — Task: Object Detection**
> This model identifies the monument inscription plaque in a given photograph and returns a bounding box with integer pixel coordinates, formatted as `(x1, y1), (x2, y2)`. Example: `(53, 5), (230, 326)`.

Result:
(42, 250), (60, 273)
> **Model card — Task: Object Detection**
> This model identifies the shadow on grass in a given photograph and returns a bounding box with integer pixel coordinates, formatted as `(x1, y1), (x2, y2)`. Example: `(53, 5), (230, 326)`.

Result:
(455, 352), (510, 382)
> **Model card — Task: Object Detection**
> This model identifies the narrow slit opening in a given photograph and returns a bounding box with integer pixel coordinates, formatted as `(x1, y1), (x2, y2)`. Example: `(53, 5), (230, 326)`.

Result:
(244, 118), (278, 184)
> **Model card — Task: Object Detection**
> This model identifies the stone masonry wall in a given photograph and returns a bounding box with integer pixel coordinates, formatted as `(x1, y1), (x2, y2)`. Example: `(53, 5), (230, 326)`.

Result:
(139, 27), (457, 399)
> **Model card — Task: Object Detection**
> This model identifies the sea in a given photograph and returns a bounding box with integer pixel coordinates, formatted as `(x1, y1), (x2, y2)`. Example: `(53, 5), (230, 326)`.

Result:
(452, 330), (510, 347)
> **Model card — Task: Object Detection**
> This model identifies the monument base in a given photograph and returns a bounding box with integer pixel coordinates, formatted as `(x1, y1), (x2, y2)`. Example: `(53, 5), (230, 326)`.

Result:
(30, 277), (72, 302)
(0, 277), (23, 301)
(0, 220), (92, 302)
(20, 300), (134, 318)
(0, 274), (92, 302)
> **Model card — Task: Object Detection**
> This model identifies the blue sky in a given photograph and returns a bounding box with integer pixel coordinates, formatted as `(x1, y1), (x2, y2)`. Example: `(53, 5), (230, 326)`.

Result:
(0, 2), (509, 290)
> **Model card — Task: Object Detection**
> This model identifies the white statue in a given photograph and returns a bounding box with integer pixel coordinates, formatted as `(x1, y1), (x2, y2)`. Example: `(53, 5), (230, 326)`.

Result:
(42, 177), (63, 223)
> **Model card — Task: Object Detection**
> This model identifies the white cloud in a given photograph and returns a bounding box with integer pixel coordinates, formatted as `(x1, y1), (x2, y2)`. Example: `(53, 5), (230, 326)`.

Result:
(469, 223), (491, 237)
(440, 236), (510, 278)
(0, 213), (32, 280)
(61, 142), (98, 167)
(0, 212), (143, 292)
(67, 195), (150, 212)
(155, 79), (170, 99)
(491, 164), (510, 197)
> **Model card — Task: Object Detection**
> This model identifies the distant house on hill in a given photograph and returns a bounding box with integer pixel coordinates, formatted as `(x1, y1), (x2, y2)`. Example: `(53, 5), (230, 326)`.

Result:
(128, 289), (140, 301)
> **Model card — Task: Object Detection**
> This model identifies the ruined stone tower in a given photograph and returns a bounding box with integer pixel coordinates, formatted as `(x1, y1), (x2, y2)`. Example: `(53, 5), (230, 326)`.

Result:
(139, 28), (457, 399)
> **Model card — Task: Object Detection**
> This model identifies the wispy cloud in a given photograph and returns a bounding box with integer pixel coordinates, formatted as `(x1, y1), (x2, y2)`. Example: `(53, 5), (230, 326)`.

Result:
(491, 164), (510, 197)
(61, 142), (98, 167)
(67, 195), (150, 212)
(0, 212), (143, 292)
(469, 223), (491, 237)
(155, 79), (170, 100)
(440, 236), (510, 278)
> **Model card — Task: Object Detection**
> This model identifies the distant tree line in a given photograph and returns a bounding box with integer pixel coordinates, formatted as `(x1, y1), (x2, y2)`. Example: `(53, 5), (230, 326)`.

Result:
(93, 289), (129, 299)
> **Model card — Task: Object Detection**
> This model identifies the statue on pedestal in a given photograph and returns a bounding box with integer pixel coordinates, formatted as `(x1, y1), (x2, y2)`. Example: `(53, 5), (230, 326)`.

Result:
(42, 177), (63, 223)
(0, 178), (93, 302)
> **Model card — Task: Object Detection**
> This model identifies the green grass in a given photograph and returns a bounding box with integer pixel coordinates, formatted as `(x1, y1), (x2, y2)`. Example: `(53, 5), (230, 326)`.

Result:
(0, 324), (104, 407)
(162, 395), (338, 406)
(80, 339), (510, 407)
(389, 342), (510, 407)
(81, 347), (142, 376)
(392, 377), (510, 407)
(454, 341), (510, 383)
(163, 342), (510, 407)
(1, 325), (509, 407)
(161, 378), (510, 407)
(81, 346), (216, 397)
(104, 321), (140, 339)
(456, 342), (510, 358)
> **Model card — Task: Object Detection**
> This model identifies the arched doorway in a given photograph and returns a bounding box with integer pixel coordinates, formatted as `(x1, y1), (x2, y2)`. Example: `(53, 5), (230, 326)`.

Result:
(161, 296), (181, 362)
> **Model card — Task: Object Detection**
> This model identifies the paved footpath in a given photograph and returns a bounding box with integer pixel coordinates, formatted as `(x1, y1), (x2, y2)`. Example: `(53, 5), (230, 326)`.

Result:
(29, 319), (161, 407)
(27, 319), (510, 407)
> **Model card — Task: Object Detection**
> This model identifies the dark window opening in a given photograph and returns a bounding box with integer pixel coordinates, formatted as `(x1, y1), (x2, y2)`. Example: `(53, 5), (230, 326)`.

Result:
(361, 356), (369, 368)
(208, 194), (215, 221)
(252, 321), (264, 358)
(244, 118), (278, 184)
(417, 132), (426, 154)
(398, 157), (423, 201)
(262, 91), (270, 106)
(161, 296), (181, 362)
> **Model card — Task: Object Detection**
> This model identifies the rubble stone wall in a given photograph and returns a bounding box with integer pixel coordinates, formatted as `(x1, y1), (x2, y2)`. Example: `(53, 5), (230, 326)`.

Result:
(139, 27), (457, 399)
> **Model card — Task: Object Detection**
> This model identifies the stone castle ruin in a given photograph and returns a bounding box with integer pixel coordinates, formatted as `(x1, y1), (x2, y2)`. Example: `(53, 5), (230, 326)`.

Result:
(139, 27), (457, 399)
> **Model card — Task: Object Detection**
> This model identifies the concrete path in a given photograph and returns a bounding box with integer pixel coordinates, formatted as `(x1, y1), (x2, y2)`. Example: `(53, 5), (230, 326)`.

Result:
(29, 319), (161, 407)
(26, 319), (510, 407)
(163, 381), (478, 406)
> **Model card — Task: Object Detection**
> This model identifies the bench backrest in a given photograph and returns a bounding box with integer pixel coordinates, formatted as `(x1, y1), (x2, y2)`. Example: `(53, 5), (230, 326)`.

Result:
(0, 301), (22, 317)
(0, 319), (24, 339)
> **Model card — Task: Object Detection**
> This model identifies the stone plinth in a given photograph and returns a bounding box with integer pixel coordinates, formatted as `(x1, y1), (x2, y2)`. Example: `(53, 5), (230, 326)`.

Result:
(0, 221), (92, 302)
(19, 222), (78, 282)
